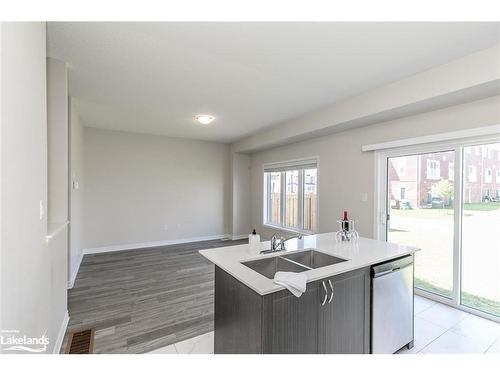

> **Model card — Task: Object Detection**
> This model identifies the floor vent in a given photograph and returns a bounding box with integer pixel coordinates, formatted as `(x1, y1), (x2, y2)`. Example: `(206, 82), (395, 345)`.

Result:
(65, 329), (95, 354)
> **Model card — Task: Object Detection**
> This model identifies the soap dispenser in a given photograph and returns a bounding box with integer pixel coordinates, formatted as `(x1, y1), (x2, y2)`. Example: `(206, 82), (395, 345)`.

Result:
(248, 229), (261, 255)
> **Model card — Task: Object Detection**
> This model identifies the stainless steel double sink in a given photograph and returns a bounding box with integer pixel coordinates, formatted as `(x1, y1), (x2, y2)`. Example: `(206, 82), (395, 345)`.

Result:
(241, 249), (347, 279)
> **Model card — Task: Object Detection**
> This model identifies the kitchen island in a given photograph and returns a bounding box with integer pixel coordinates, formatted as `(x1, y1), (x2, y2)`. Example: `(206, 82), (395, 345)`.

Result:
(199, 232), (418, 354)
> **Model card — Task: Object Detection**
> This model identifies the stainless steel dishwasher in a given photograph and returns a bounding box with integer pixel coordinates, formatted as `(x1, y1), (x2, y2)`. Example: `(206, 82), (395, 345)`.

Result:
(371, 255), (414, 354)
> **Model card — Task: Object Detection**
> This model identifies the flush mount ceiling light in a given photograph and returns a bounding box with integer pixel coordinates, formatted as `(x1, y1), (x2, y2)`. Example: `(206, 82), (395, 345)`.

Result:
(194, 114), (215, 125)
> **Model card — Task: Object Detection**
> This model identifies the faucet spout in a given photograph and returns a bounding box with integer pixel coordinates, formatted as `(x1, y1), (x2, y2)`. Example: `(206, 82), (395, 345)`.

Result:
(260, 232), (303, 254)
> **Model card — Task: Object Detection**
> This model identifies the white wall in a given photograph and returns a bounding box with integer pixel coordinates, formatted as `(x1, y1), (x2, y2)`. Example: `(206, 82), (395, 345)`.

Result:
(47, 58), (68, 224)
(83, 127), (230, 250)
(68, 98), (84, 286)
(230, 152), (252, 238)
(46, 57), (69, 348)
(1, 22), (67, 354)
(249, 95), (500, 240)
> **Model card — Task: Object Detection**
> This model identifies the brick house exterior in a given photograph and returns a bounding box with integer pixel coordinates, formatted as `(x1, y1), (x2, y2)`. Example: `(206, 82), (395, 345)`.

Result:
(388, 145), (500, 208)
(463, 145), (500, 203)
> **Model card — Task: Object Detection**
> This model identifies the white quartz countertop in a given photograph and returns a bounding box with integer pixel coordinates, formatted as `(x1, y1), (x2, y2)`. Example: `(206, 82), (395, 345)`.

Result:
(199, 232), (419, 296)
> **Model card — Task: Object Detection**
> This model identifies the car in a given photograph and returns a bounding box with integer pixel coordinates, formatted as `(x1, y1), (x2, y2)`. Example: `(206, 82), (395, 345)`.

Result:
(484, 195), (500, 203)
(431, 197), (445, 209)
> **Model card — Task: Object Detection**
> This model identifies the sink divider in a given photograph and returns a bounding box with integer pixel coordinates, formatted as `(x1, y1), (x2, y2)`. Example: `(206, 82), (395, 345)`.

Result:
(277, 255), (313, 271)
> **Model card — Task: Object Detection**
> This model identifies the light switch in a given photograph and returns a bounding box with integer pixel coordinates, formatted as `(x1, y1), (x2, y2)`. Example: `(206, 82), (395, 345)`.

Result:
(73, 180), (79, 190)
(361, 193), (368, 202)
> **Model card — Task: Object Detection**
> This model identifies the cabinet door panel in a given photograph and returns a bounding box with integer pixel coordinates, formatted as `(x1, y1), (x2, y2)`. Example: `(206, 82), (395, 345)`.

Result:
(319, 268), (370, 354)
(214, 266), (263, 353)
(264, 283), (320, 353)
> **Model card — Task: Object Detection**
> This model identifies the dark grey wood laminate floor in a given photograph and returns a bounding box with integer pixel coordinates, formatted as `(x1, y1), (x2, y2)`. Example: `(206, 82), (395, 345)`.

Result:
(61, 238), (248, 354)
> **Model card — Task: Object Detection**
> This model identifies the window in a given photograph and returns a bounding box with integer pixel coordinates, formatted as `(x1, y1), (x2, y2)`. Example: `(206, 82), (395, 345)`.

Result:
(264, 159), (318, 233)
(400, 187), (406, 200)
(475, 147), (480, 156)
(497, 170), (500, 184)
(468, 165), (477, 182)
(267, 172), (281, 225)
(303, 168), (318, 232)
(484, 168), (492, 183)
(426, 159), (440, 180)
(398, 159), (406, 176)
(448, 162), (454, 181)
(284, 170), (299, 227)
(482, 147), (488, 158)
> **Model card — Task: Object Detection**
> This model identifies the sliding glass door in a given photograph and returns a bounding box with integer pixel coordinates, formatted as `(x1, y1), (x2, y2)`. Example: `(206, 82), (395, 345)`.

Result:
(381, 139), (500, 320)
(461, 143), (500, 317)
(387, 151), (455, 299)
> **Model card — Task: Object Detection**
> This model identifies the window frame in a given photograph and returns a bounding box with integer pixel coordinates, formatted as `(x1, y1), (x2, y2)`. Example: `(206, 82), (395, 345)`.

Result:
(426, 159), (441, 180)
(262, 157), (319, 235)
(265, 171), (282, 227)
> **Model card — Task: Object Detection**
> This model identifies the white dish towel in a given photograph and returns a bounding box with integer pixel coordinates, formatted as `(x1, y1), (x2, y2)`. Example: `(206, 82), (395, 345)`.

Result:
(273, 271), (308, 297)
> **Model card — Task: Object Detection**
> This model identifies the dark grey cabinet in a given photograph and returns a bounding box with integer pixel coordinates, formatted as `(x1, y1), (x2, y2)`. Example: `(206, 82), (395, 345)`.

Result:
(318, 268), (371, 354)
(262, 280), (321, 353)
(214, 265), (371, 354)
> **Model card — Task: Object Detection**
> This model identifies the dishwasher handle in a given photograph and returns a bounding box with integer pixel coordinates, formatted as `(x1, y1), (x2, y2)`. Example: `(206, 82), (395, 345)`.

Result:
(372, 256), (413, 278)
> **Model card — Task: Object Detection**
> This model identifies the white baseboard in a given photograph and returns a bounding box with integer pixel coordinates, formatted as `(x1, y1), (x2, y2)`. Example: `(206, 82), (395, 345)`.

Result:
(82, 234), (232, 255)
(67, 252), (83, 289)
(230, 234), (249, 240)
(53, 310), (69, 354)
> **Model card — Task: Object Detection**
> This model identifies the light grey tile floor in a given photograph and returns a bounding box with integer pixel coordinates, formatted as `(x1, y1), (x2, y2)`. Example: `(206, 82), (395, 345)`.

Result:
(146, 295), (500, 354)
(146, 331), (214, 354)
(397, 295), (500, 354)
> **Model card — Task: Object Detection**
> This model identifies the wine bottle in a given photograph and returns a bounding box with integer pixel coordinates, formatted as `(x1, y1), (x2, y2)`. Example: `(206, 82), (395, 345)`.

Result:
(343, 211), (349, 231)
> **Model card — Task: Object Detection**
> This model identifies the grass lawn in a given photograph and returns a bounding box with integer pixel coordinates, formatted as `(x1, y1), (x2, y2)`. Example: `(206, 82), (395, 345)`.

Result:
(391, 204), (500, 319)
(390, 203), (500, 219)
(463, 202), (500, 211)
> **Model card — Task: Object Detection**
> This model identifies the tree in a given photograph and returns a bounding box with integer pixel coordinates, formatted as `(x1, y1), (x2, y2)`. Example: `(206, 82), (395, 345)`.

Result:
(431, 180), (454, 205)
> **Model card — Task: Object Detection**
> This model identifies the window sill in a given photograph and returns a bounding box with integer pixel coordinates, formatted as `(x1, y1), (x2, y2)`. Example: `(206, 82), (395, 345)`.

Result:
(262, 223), (315, 236)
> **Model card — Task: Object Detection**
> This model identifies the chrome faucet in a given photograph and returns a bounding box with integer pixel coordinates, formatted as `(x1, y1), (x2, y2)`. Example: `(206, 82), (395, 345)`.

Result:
(260, 232), (303, 254)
